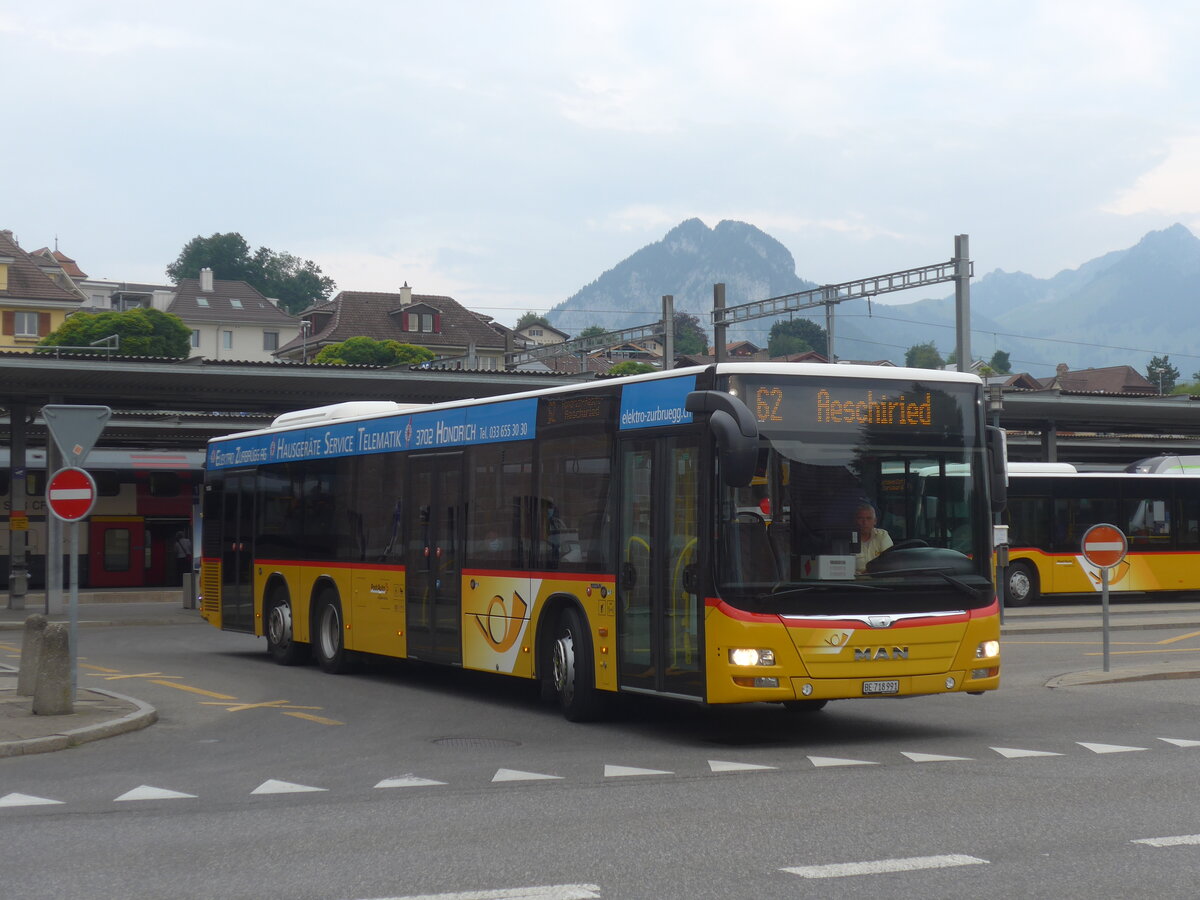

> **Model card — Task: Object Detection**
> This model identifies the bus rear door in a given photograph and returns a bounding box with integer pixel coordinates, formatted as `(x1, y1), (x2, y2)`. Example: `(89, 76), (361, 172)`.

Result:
(218, 471), (255, 632)
(406, 453), (463, 664)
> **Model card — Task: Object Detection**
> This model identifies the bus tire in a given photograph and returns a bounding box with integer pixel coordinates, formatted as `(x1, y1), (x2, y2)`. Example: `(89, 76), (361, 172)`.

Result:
(314, 590), (352, 674)
(1005, 561), (1039, 607)
(550, 607), (604, 722)
(266, 589), (309, 666)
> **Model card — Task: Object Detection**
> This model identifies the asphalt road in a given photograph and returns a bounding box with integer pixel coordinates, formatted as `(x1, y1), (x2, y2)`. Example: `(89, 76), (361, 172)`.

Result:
(2, 615), (1199, 900)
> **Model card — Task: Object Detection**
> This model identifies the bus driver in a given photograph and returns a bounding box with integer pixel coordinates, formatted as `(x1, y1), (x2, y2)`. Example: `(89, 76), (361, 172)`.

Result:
(855, 502), (892, 574)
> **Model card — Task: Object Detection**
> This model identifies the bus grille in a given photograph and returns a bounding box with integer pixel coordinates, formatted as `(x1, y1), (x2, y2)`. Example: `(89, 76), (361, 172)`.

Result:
(200, 563), (221, 616)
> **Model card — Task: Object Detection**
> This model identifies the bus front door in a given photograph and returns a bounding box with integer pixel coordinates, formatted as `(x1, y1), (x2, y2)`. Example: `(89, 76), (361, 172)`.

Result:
(617, 438), (702, 699)
(406, 453), (463, 664)
(219, 471), (255, 633)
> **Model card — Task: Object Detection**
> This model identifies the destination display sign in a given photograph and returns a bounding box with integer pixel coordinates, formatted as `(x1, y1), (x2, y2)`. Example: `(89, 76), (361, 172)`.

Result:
(732, 377), (971, 437)
(207, 398), (538, 470)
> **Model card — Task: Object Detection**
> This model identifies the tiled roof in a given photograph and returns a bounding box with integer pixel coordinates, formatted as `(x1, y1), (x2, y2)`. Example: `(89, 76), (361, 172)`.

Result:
(0, 230), (84, 304)
(169, 277), (297, 325)
(31, 248), (88, 279)
(1039, 365), (1156, 395)
(278, 290), (506, 354)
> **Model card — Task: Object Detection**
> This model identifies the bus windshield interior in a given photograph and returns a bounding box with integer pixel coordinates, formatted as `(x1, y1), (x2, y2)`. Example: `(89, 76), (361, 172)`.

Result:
(717, 440), (993, 616)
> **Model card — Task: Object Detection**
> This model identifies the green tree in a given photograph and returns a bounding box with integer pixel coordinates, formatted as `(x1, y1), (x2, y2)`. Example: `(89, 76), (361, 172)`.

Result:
(988, 349), (1012, 374)
(768, 318), (827, 357)
(38, 308), (191, 358)
(1146, 355), (1179, 394)
(905, 341), (945, 369)
(254, 249), (337, 315)
(609, 360), (656, 376)
(673, 312), (708, 356)
(166, 232), (335, 315)
(166, 232), (256, 283)
(578, 324), (609, 339)
(313, 337), (435, 366)
(515, 311), (551, 330)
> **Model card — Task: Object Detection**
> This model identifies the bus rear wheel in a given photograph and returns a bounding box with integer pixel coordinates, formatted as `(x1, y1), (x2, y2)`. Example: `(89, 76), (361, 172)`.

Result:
(550, 607), (604, 722)
(1004, 561), (1039, 607)
(266, 590), (308, 666)
(314, 591), (352, 674)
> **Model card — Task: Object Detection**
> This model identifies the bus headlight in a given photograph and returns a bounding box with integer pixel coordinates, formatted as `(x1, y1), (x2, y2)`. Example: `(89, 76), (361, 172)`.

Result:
(729, 648), (775, 667)
(975, 640), (1000, 659)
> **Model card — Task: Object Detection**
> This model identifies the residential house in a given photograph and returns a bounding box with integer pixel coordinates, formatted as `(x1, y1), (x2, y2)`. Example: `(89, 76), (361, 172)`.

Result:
(171, 268), (300, 361)
(276, 284), (509, 368)
(0, 230), (83, 352)
(515, 321), (570, 347)
(1038, 363), (1156, 395)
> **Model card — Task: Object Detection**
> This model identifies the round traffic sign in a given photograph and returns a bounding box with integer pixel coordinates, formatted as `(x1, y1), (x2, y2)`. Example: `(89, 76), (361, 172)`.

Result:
(1081, 523), (1127, 568)
(46, 466), (97, 522)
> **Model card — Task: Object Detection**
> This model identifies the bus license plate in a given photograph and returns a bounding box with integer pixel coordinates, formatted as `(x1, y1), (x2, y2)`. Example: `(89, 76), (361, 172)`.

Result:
(862, 680), (899, 695)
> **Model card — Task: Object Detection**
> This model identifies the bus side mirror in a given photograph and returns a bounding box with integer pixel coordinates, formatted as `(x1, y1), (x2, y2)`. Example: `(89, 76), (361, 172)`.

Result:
(686, 390), (759, 487)
(987, 425), (1007, 513)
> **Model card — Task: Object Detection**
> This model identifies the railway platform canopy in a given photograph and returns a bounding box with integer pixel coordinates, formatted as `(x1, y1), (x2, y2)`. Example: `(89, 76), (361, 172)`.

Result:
(0, 351), (585, 450)
(4, 352), (1200, 466)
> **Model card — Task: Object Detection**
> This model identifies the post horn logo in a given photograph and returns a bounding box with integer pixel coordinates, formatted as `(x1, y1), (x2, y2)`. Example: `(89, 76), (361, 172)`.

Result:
(473, 591), (529, 652)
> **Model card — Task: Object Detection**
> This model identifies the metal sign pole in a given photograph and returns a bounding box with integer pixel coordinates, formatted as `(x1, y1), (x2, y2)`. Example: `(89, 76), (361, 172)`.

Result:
(69, 520), (80, 696)
(1101, 566), (1110, 673)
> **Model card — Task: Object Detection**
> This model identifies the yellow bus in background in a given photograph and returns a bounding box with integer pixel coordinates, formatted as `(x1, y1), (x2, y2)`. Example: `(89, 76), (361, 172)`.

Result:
(1003, 462), (1200, 605)
(200, 363), (1005, 720)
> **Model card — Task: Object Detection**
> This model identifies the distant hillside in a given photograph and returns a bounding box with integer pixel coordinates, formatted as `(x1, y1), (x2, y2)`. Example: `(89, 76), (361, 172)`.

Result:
(546, 220), (1200, 377)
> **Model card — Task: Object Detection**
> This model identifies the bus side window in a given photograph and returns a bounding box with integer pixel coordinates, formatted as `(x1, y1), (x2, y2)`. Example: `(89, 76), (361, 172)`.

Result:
(1177, 496), (1200, 549)
(1007, 496), (1050, 549)
(1125, 496), (1170, 547)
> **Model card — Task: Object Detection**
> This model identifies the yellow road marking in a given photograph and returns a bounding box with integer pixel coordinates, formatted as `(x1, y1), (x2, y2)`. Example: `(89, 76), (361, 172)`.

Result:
(1154, 629), (1200, 645)
(200, 699), (323, 712)
(282, 711), (344, 726)
(151, 681), (237, 699)
(91, 671), (183, 681)
(52, 662), (341, 726)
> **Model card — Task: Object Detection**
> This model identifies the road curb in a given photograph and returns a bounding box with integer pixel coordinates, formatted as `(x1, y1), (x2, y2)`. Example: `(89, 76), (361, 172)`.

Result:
(1046, 668), (1200, 688)
(0, 688), (157, 758)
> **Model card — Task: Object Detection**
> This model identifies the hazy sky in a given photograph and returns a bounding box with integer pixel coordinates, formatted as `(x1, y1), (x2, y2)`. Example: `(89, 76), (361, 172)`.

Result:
(4, 1), (1198, 326)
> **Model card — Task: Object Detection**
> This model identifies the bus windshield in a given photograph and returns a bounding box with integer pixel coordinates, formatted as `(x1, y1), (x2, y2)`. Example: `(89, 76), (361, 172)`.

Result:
(717, 374), (992, 615)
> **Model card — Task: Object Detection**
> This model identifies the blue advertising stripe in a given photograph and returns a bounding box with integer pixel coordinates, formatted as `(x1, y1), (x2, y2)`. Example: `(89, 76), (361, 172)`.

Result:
(208, 398), (537, 469)
(618, 375), (696, 430)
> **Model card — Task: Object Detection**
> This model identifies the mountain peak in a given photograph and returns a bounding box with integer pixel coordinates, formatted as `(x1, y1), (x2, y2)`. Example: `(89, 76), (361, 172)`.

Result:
(1134, 222), (1199, 252)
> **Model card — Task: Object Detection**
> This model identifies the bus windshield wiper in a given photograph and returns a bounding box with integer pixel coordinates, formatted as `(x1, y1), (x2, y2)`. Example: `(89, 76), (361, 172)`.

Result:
(866, 567), (981, 600)
(765, 582), (888, 602)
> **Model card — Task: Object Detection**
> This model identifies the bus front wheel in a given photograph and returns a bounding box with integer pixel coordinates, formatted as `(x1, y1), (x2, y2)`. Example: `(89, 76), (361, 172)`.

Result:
(550, 607), (604, 722)
(1005, 561), (1039, 607)
(266, 590), (308, 666)
(314, 591), (352, 674)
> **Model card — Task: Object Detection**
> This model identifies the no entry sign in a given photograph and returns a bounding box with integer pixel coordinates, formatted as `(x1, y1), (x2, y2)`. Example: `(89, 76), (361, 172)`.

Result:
(1081, 523), (1127, 568)
(46, 467), (97, 522)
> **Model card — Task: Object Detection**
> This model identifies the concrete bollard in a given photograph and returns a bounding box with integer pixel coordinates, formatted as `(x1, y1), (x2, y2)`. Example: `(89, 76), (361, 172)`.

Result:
(32, 622), (73, 716)
(17, 614), (47, 697)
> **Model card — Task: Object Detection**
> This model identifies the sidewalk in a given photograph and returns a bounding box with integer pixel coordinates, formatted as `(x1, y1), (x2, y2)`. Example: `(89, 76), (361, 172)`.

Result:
(0, 590), (193, 757)
(1, 590), (1199, 757)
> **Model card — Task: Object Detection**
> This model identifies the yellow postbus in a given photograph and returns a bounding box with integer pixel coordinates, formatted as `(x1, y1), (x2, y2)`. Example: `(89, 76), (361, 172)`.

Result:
(199, 363), (1005, 719)
(1003, 462), (1200, 605)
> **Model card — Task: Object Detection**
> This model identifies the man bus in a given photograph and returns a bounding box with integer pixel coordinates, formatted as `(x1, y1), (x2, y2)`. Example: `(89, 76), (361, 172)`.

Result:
(199, 363), (1005, 720)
